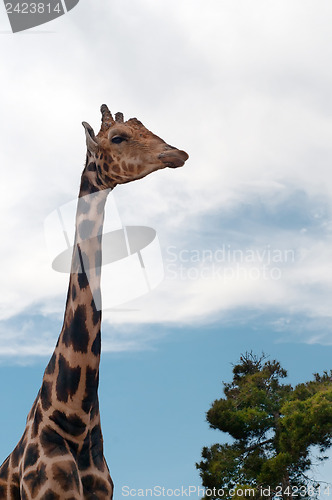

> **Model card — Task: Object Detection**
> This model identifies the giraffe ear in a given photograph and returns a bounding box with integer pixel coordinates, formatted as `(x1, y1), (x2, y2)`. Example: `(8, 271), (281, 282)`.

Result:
(82, 121), (98, 153)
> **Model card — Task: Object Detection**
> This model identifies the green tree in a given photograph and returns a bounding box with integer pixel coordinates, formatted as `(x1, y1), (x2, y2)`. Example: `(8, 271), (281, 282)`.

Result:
(196, 352), (332, 499)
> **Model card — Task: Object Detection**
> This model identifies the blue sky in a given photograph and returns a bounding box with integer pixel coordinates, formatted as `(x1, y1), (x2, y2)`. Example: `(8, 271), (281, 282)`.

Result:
(1, 322), (331, 493)
(1, 0), (332, 496)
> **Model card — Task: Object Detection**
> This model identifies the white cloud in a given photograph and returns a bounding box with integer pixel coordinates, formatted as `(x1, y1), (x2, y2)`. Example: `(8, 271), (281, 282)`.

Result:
(0, 0), (332, 356)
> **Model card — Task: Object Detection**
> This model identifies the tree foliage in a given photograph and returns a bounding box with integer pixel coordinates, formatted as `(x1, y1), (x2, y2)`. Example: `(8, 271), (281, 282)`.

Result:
(196, 352), (332, 499)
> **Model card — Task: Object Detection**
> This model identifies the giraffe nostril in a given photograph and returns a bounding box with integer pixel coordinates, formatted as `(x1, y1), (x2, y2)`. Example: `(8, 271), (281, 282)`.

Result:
(158, 149), (189, 168)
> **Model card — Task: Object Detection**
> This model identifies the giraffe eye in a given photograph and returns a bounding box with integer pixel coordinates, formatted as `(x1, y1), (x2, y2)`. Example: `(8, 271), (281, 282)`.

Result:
(111, 136), (126, 144)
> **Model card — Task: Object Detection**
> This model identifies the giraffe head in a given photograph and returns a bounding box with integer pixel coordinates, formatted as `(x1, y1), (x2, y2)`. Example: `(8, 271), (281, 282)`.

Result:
(82, 105), (189, 187)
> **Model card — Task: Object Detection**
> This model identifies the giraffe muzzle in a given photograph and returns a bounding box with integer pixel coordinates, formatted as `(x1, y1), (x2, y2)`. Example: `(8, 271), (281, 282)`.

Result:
(158, 150), (189, 168)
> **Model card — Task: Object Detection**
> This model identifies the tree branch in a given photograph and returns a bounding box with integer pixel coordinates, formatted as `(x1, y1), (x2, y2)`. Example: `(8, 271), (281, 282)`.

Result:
(243, 438), (274, 454)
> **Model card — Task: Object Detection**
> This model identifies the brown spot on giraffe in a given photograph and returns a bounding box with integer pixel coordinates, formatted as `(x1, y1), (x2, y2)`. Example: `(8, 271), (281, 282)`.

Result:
(111, 164), (120, 174)
(0, 104), (188, 498)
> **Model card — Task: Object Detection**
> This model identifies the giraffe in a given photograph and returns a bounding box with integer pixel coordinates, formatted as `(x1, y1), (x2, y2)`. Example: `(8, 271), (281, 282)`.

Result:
(0, 105), (189, 500)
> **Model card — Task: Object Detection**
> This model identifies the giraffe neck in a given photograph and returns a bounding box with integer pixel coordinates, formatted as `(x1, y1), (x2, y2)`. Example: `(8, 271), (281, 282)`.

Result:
(42, 154), (112, 418)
